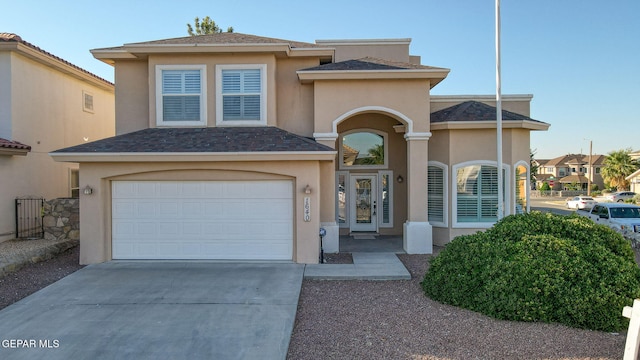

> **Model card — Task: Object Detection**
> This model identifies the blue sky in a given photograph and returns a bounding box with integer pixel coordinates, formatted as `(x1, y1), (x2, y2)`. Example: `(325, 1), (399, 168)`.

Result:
(2, 0), (638, 159)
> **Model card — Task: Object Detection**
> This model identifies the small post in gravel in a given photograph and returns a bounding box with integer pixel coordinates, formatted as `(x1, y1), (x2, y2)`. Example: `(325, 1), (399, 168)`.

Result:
(622, 299), (640, 360)
(319, 228), (326, 264)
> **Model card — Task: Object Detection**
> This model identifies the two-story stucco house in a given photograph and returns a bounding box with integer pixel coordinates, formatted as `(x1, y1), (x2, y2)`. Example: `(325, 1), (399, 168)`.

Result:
(51, 33), (548, 264)
(535, 154), (606, 191)
(0, 33), (114, 242)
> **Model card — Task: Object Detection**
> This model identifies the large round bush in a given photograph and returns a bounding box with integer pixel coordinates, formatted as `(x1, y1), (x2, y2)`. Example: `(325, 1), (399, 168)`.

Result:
(422, 212), (640, 331)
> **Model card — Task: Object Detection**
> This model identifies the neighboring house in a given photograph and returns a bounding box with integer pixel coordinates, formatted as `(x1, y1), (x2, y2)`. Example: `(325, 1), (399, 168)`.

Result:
(0, 33), (115, 242)
(51, 33), (548, 264)
(627, 169), (640, 194)
(535, 153), (606, 191)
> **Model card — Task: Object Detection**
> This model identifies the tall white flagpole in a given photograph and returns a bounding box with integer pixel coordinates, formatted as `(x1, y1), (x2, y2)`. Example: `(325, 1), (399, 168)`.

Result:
(496, 0), (504, 220)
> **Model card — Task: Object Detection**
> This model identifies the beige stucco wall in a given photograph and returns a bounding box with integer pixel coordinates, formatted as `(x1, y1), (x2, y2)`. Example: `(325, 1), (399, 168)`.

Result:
(114, 60), (148, 135)
(274, 57), (317, 136)
(0, 51), (114, 241)
(114, 54), (322, 136)
(313, 79), (431, 134)
(78, 160), (327, 265)
(316, 40), (411, 63)
(428, 128), (532, 246)
(148, 54), (277, 128)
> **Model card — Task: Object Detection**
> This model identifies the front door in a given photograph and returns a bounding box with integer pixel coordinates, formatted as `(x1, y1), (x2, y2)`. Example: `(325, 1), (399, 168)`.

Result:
(349, 175), (377, 232)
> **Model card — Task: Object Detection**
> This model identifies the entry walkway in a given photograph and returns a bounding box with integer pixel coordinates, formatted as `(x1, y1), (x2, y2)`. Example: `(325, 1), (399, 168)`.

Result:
(304, 252), (411, 280)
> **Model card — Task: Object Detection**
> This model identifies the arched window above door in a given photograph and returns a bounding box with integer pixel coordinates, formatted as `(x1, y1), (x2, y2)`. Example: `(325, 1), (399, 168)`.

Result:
(339, 130), (387, 169)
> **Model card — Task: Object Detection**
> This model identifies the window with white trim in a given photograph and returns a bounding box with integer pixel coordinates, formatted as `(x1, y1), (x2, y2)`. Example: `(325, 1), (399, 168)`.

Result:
(515, 164), (528, 214)
(428, 164), (446, 226)
(379, 171), (393, 227)
(70, 169), (79, 198)
(216, 64), (266, 126)
(336, 171), (348, 227)
(339, 130), (388, 169)
(454, 164), (506, 224)
(156, 65), (206, 126)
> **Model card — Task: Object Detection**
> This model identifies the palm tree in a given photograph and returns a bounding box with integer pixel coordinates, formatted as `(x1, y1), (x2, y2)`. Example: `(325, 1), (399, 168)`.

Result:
(358, 144), (384, 165)
(601, 149), (640, 191)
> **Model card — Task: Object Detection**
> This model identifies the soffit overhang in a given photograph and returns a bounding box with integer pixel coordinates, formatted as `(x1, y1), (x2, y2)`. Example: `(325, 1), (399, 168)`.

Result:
(430, 120), (550, 131)
(50, 151), (336, 163)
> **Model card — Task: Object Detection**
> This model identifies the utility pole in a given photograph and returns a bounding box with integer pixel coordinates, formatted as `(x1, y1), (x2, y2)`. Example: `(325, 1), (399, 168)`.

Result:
(587, 140), (593, 196)
(495, 0), (504, 220)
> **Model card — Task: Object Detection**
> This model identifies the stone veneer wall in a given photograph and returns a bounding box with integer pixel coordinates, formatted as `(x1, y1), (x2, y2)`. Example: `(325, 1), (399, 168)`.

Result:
(43, 198), (79, 241)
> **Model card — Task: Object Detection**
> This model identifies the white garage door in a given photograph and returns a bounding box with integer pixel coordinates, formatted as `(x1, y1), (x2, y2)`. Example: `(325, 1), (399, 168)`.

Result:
(112, 180), (293, 260)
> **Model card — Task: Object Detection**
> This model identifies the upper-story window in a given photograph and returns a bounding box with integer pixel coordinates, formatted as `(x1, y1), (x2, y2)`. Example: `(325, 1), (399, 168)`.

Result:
(216, 64), (266, 126)
(339, 130), (387, 169)
(156, 65), (207, 126)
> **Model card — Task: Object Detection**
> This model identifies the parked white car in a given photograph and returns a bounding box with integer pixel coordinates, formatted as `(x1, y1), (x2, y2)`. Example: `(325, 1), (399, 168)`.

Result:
(566, 196), (597, 210)
(605, 191), (637, 202)
(584, 203), (640, 237)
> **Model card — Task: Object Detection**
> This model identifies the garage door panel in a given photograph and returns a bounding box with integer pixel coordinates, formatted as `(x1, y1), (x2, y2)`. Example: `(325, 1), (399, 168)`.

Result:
(112, 180), (293, 260)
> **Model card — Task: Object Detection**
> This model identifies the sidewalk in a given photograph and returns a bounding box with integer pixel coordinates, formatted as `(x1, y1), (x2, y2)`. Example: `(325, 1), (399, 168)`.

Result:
(0, 238), (412, 281)
(304, 252), (411, 280)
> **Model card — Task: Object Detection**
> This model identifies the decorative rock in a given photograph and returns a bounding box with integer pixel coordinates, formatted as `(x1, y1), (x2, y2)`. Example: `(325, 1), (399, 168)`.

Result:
(43, 198), (80, 243)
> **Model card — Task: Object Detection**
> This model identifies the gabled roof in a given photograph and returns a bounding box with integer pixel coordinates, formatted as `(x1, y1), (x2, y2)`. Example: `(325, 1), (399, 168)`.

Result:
(300, 57), (442, 71)
(544, 154), (607, 167)
(297, 57), (449, 87)
(0, 137), (31, 156)
(429, 101), (549, 130)
(559, 175), (589, 183)
(92, 33), (334, 64)
(51, 127), (334, 154)
(122, 32), (324, 49)
(0, 33), (113, 90)
(431, 101), (534, 122)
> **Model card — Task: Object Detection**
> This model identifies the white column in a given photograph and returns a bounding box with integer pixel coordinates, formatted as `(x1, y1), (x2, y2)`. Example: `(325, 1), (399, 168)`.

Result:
(403, 132), (432, 254)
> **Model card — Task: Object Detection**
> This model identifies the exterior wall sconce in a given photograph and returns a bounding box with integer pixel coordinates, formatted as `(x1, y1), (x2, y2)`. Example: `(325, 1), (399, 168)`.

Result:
(83, 185), (93, 195)
(304, 184), (312, 194)
(396, 175), (404, 183)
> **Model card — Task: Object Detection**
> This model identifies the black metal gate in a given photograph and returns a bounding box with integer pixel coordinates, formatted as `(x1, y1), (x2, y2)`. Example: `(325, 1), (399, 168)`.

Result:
(15, 197), (44, 239)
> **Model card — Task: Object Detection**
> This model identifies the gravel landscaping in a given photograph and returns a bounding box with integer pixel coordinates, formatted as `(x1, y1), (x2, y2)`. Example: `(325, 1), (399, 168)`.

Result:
(0, 245), (83, 310)
(0, 244), (632, 359)
(287, 253), (628, 360)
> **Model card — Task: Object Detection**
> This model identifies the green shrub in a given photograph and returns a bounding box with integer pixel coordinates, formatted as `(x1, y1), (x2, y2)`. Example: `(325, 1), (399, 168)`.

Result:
(422, 212), (640, 332)
(540, 182), (551, 191)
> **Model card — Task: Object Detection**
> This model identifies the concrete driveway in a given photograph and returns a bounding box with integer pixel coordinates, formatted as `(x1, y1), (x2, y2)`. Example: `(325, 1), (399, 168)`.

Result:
(0, 261), (304, 360)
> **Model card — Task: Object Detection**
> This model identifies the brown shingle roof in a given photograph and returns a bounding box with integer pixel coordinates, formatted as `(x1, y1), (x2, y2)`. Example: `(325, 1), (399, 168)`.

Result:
(559, 175), (589, 183)
(122, 32), (324, 49)
(544, 154), (607, 167)
(430, 101), (541, 123)
(0, 33), (113, 86)
(300, 57), (444, 71)
(0, 137), (31, 151)
(52, 127), (334, 153)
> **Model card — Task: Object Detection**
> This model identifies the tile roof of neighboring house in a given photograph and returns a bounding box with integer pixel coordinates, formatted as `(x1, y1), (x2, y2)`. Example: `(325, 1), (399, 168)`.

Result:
(300, 57), (445, 71)
(116, 32), (324, 49)
(430, 101), (543, 123)
(559, 175), (589, 183)
(534, 173), (554, 181)
(544, 154), (607, 167)
(0, 138), (31, 151)
(52, 127), (334, 153)
(0, 33), (113, 86)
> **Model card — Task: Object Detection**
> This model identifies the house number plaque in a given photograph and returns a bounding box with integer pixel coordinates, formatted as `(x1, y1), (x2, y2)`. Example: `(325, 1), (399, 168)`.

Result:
(303, 197), (311, 222)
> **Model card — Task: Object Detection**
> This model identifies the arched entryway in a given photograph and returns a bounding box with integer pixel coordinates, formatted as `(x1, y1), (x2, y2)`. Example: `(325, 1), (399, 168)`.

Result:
(335, 113), (408, 236)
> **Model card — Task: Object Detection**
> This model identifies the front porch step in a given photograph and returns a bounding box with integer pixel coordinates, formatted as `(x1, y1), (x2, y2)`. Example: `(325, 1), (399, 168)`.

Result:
(303, 252), (411, 280)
